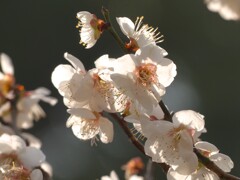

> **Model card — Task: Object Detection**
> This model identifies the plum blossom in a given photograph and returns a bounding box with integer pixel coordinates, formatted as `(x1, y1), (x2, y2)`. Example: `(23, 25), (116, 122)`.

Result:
(76, 11), (107, 48)
(0, 134), (45, 179)
(195, 141), (234, 172)
(116, 16), (163, 52)
(0, 53), (57, 129)
(141, 110), (205, 175)
(66, 107), (114, 145)
(52, 53), (127, 113)
(205, 0), (240, 20)
(111, 44), (176, 112)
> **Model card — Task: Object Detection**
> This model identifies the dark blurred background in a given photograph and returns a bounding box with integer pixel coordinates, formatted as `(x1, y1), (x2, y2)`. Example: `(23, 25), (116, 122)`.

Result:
(0, 0), (240, 179)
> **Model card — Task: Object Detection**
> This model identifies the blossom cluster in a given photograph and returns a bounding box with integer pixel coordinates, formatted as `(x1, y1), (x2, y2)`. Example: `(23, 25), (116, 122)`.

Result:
(51, 10), (235, 179)
(0, 53), (57, 179)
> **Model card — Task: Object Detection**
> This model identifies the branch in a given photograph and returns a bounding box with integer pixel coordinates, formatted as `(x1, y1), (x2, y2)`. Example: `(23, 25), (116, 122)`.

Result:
(101, 7), (129, 54)
(109, 113), (169, 174)
(159, 100), (172, 121)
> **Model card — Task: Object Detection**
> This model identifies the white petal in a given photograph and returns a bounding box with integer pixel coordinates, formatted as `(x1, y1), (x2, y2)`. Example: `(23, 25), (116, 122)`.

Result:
(51, 64), (75, 95)
(33, 87), (51, 95)
(17, 113), (33, 129)
(0, 143), (13, 153)
(64, 52), (86, 73)
(210, 153), (234, 172)
(30, 169), (43, 180)
(156, 58), (177, 87)
(77, 11), (93, 23)
(99, 117), (114, 143)
(195, 141), (219, 155)
(0, 134), (26, 151)
(167, 168), (189, 180)
(19, 147), (45, 169)
(40, 162), (53, 177)
(135, 44), (165, 62)
(174, 152), (198, 175)
(112, 54), (136, 75)
(71, 72), (93, 103)
(116, 17), (135, 37)
(67, 108), (96, 119)
(173, 110), (205, 131)
(0, 53), (14, 75)
(94, 54), (111, 69)
(129, 175), (144, 180)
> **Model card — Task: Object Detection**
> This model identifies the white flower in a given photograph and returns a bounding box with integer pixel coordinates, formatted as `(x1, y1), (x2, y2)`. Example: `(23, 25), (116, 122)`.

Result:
(141, 110), (205, 175)
(66, 107), (114, 144)
(116, 16), (163, 51)
(111, 44), (176, 112)
(52, 53), (127, 112)
(205, 0), (240, 20)
(76, 11), (106, 48)
(195, 141), (234, 172)
(167, 166), (219, 180)
(16, 87), (57, 129)
(0, 134), (45, 179)
(0, 54), (57, 129)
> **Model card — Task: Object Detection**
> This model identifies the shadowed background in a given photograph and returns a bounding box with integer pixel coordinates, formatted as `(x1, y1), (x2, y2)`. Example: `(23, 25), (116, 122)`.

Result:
(0, 0), (240, 179)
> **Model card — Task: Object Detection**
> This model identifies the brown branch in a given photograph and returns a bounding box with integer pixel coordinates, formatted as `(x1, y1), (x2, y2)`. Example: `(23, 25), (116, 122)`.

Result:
(159, 100), (172, 121)
(109, 113), (169, 174)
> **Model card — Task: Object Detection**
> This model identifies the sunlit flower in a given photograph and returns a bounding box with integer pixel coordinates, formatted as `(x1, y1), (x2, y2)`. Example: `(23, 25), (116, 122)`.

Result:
(111, 44), (176, 112)
(0, 134), (45, 179)
(52, 53), (127, 112)
(205, 0), (240, 20)
(76, 11), (107, 48)
(66, 107), (113, 145)
(195, 141), (234, 172)
(117, 16), (163, 52)
(141, 110), (205, 175)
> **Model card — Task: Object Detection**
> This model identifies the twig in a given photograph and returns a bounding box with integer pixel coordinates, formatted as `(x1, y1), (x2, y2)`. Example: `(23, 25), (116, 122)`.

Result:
(101, 7), (129, 54)
(109, 113), (169, 174)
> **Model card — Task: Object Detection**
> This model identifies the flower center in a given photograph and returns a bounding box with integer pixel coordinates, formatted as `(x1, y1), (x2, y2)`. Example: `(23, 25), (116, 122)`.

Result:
(135, 63), (157, 88)
(93, 74), (112, 97)
(0, 153), (30, 179)
(125, 38), (139, 53)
